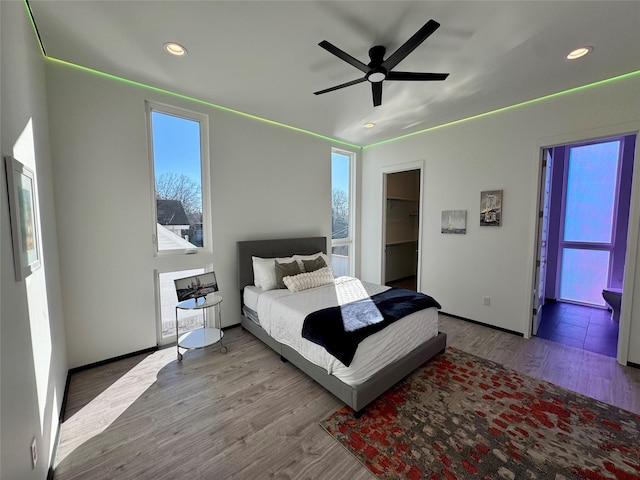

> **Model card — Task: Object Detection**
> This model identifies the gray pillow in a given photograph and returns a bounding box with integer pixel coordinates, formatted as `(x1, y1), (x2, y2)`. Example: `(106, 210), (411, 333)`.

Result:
(302, 256), (327, 273)
(275, 260), (302, 289)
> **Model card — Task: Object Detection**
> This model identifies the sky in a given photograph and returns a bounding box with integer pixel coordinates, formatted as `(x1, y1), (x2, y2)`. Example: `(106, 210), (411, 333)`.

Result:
(332, 151), (350, 194)
(151, 111), (201, 182)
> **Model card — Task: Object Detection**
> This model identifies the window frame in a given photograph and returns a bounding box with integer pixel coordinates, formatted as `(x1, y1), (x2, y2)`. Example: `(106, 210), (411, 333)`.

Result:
(331, 147), (356, 277)
(146, 100), (212, 257)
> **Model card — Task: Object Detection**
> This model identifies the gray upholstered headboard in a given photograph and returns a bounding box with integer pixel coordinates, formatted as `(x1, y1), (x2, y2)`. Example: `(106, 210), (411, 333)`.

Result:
(237, 236), (327, 290)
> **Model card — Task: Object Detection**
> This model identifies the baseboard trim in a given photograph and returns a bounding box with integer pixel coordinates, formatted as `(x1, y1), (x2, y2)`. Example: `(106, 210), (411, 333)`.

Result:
(48, 369), (73, 479)
(61, 370), (72, 421)
(440, 311), (524, 337)
(68, 346), (159, 375)
(222, 324), (241, 331)
(628, 361), (640, 370)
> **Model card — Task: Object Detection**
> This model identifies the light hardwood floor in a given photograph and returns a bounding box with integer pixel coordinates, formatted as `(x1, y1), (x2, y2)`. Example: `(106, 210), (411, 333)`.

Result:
(54, 315), (640, 480)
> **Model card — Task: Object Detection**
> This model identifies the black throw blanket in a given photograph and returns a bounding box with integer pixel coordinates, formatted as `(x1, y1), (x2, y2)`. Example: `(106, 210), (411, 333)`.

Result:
(301, 288), (441, 367)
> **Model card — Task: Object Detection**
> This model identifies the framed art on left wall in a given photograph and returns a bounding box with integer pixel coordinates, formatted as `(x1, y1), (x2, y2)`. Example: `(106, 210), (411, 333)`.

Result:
(4, 155), (41, 280)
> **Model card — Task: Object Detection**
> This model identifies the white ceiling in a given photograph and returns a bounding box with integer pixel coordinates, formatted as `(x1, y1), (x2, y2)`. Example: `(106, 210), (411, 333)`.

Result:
(29, 1), (640, 146)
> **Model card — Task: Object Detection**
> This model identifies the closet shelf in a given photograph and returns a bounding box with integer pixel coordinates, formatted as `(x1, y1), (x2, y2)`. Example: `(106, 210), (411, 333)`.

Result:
(387, 196), (418, 202)
(386, 239), (418, 246)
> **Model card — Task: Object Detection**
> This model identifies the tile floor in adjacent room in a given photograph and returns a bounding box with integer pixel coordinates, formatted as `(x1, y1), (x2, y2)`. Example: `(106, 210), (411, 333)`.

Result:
(536, 301), (619, 358)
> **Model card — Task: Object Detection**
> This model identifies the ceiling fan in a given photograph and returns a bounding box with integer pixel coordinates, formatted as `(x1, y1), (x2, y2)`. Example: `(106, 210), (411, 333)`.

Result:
(314, 19), (449, 107)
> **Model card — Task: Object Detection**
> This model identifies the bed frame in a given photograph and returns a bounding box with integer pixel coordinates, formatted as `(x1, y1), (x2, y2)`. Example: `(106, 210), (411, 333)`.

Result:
(237, 236), (447, 415)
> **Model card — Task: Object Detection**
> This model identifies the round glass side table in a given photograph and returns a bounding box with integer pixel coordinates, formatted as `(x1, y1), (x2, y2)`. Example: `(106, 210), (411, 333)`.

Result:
(175, 292), (227, 361)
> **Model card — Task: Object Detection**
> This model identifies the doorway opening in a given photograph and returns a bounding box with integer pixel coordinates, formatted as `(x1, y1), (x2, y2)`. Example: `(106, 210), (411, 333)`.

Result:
(383, 168), (421, 291)
(532, 134), (636, 358)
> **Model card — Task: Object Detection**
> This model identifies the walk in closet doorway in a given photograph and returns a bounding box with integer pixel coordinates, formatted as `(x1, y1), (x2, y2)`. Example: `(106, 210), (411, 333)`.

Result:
(382, 166), (423, 291)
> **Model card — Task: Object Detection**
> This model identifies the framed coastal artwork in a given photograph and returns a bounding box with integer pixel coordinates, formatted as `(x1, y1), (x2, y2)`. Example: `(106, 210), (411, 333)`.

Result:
(480, 190), (503, 227)
(4, 155), (41, 280)
(441, 210), (467, 234)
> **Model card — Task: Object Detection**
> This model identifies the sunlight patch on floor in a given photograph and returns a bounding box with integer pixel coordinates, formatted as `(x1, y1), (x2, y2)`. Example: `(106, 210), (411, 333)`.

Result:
(55, 351), (173, 466)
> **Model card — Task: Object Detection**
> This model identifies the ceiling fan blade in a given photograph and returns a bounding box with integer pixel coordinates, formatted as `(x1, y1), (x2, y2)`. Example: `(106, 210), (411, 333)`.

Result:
(314, 77), (367, 95)
(386, 71), (449, 81)
(372, 82), (382, 107)
(382, 20), (440, 71)
(318, 40), (370, 73)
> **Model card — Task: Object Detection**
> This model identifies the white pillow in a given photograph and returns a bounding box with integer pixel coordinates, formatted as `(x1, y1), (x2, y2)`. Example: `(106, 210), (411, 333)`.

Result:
(252, 256), (295, 290)
(293, 252), (330, 272)
(283, 266), (334, 293)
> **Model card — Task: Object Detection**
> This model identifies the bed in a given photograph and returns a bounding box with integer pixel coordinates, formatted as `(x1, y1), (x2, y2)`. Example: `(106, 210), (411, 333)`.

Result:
(237, 236), (447, 415)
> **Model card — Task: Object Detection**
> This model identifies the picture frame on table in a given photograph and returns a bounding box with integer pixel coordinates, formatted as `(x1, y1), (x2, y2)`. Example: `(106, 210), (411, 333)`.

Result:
(4, 155), (41, 280)
(174, 271), (219, 303)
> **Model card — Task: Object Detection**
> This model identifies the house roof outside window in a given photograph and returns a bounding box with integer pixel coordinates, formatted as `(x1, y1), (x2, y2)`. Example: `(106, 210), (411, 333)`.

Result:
(157, 199), (189, 226)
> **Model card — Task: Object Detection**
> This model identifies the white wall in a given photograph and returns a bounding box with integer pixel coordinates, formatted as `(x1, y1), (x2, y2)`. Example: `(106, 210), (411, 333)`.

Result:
(45, 61), (356, 368)
(360, 74), (640, 363)
(1, 1), (68, 478)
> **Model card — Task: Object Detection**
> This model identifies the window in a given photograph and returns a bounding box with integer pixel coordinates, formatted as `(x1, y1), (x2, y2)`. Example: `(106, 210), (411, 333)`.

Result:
(331, 149), (355, 276)
(563, 141), (619, 244)
(558, 140), (621, 305)
(147, 102), (210, 254)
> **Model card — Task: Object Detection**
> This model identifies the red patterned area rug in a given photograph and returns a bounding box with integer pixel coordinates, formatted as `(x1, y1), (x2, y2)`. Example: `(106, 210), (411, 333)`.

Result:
(320, 347), (640, 480)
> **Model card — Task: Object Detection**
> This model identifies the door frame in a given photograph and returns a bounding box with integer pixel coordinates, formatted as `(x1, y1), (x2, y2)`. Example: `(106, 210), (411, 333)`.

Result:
(380, 161), (424, 290)
(531, 149), (552, 335)
(530, 122), (640, 365)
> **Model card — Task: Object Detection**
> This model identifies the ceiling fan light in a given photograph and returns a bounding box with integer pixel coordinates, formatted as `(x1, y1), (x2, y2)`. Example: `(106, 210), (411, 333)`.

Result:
(368, 71), (386, 83)
(164, 42), (187, 56)
(566, 46), (592, 60)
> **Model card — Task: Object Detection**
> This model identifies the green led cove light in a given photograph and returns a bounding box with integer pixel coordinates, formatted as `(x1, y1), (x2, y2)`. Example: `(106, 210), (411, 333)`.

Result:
(24, 1), (359, 148)
(364, 70), (640, 149)
(46, 57), (361, 149)
(24, 0), (639, 150)
(47, 55), (639, 151)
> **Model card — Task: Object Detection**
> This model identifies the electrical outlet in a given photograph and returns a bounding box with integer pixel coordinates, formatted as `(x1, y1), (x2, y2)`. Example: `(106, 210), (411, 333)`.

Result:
(483, 296), (491, 306)
(30, 437), (37, 469)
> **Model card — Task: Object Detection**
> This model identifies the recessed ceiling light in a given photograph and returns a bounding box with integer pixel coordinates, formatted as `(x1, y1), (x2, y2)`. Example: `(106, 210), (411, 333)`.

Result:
(364, 122), (376, 129)
(566, 46), (592, 60)
(164, 42), (187, 56)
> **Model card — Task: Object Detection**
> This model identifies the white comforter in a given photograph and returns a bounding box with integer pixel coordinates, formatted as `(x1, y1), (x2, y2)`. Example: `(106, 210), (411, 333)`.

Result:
(254, 276), (439, 386)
